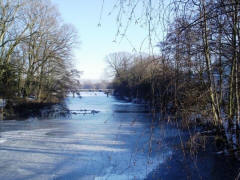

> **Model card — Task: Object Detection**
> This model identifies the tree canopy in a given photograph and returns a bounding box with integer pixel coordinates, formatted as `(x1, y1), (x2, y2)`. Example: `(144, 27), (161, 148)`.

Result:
(0, 0), (81, 102)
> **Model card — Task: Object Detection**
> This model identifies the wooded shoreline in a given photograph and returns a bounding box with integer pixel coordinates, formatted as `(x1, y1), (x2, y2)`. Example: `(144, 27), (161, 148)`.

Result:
(0, 0), (81, 108)
(104, 0), (240, 161)
(0, 99), (59, 120)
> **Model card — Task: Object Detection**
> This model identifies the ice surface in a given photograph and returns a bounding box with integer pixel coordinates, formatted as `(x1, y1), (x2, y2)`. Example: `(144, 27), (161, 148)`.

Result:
(0, 92), (177, 180)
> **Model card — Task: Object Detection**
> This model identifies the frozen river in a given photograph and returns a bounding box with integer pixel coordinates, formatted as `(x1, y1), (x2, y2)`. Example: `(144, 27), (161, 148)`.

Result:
(0, 92), (180, 180)
(0, 92), (236, 180)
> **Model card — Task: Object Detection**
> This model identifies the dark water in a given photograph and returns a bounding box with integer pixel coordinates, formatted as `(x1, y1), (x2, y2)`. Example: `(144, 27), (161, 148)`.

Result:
(0, 92), (238, 180)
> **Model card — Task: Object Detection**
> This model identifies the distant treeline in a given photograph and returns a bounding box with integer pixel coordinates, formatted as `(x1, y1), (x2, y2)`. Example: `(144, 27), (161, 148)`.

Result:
(108, 1), (240, 154)
(0, 0), (80, 103)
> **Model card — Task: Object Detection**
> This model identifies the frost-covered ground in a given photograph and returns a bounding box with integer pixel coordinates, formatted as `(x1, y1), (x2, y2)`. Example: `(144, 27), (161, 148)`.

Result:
(0, 92), (179, 180)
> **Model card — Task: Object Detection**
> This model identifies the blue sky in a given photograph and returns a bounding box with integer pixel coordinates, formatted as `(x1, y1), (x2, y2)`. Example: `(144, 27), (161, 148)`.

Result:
(52, 0), (160, 81)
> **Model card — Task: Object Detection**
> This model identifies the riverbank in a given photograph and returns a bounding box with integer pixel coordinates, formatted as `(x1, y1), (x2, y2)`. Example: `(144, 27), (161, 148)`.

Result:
(0, 97), (70, 120)
(1, 102), (56, 120)
(1, 95), (102, 120)
(144, 118), (240, 179)
(113, 93), (240, 161)
(146, 143), (240, 180)
(112, 93), (240, 178)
